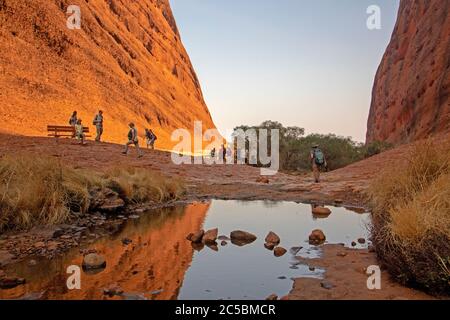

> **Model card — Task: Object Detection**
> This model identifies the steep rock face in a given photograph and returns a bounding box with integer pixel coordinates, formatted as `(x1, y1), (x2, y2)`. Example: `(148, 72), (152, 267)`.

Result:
(0, 0), (216, 149)
(366, 0), (450, 144)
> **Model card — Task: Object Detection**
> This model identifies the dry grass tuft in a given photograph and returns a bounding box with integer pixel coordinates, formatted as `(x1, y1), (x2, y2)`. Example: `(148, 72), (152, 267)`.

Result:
(104, 166), (185, 204)
(368, 140), (450, 295)
(0, 154), (185, 231)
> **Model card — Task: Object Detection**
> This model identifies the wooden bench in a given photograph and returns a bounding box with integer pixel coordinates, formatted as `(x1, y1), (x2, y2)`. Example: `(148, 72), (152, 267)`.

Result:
(47, 125), (91, 138)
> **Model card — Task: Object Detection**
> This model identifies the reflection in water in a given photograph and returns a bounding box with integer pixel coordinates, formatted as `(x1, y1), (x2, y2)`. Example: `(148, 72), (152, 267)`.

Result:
(0, 200), (371, 300)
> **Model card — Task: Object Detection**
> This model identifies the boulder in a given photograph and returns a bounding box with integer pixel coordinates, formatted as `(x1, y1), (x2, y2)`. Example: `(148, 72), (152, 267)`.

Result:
(191, 242), (204, 252)
(206, 243), (219, 252)
(202, 228), (218, 244)
(220, 241), (227, 246)
(265, 231), (280, 245)
(230, 230), (257, 246)
(312, 206), (331, 216)
(357, 238), (366, 244)
(308, 229), (326, 245)
(190, 230), (204, 243)
(264, 242), (276, 251)
(82, 253), (106, 270)
(89, 187), (125, 213)
(274, 247), (287, 257)
(265, 294), (278, 301)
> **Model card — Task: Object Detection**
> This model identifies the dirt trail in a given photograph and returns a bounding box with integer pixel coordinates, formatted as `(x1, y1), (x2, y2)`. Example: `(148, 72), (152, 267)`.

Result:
(0, 133), (439, 300)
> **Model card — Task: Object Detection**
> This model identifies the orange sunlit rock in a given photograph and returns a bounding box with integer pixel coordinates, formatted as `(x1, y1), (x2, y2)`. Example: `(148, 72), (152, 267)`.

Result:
(366, 0), (450, 144)
(0, 0), (217, 150)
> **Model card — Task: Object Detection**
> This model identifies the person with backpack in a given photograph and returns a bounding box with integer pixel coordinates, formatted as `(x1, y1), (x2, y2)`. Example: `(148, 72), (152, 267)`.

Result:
(69, 111), (78, 138)
(122, 123), (143, 158)
(145, 128), (157, 150)
(93, 110), (104, 142)
(310, 144), (327, 183)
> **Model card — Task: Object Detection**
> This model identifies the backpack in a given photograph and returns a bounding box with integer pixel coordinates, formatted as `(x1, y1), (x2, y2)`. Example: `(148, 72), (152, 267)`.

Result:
(128, 129), (133, 141)
(314, 149), (325, 165)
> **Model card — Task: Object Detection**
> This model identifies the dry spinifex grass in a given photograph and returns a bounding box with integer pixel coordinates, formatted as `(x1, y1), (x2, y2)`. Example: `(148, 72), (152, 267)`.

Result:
(368, 139), (450, 295)
(0, 154), (185, 231)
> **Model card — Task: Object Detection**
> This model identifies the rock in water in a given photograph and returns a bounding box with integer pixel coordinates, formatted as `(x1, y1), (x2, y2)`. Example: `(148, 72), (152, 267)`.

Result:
(191, 242), (205, 252)
(264, 243), (276, 251)
(230, 230), (257, 246)
(206, 243), (219, 252)
(202, 228), (218, 244)
(82, 253), (106, 270)
(274, 247), (287, 257)
(358, 238), (366, 244)
(189, 230), (204, 243)
(312, 206), (331, 216)
(265, 294), (278, 301)
(265, 231), (280, 245)
(308, 229), (326, 245)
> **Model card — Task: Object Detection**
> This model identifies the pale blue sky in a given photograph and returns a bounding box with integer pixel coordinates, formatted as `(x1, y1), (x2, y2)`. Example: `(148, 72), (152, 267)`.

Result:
(171, 0), (400, 142)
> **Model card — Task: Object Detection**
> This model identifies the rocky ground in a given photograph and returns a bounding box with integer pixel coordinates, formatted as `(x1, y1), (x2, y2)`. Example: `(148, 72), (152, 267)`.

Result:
(0, 133), (440, 299)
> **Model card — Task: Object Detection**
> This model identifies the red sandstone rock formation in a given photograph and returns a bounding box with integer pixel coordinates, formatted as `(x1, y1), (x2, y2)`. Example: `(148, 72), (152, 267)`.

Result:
(0, 0), (216, 149)
(366, 0), (450, 144)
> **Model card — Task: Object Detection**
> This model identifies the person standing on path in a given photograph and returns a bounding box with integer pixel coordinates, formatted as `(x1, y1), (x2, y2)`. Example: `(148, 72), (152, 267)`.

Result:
(93, 110), (104, 142)
(310, 144), (327, 183)
(69, 111), (78, 138)
(74, 119), (86, 145)
(122, 123), (143, 158)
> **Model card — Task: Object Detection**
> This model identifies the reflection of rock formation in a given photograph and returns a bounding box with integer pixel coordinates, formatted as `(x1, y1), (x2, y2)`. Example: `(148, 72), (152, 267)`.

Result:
(0, 203), (210, 300)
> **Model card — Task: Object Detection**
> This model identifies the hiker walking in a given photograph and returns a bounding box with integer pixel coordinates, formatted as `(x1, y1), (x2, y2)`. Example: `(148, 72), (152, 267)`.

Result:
(220, 144), (226, 163)
(145, 128), (157, 150)
(93, 110), (104, 142)
(122, 123), (143, 158)
(310, 144), (327, 183)
(74, 119), (86, 145)
(69, 111), (77, 138)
